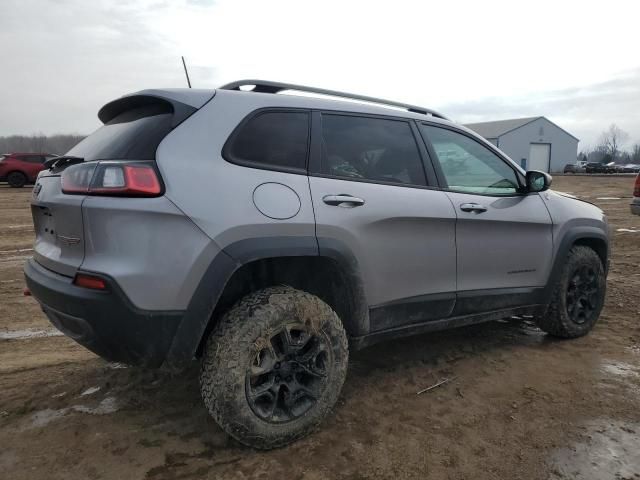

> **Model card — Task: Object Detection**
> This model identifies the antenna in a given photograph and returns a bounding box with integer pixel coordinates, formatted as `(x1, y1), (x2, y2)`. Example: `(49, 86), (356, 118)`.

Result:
(181, 56), (192, 88)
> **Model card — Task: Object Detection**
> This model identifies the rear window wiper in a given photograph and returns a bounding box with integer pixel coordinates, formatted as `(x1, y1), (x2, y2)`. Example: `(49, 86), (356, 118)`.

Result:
(44, 155), (85, 170)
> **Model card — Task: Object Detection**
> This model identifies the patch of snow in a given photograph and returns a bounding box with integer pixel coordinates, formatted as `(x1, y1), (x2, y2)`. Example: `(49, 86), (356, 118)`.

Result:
(81, 386), (101, 396)
(27, 397), (119, 429)
(596, 197), (622, 200)
(617, 228), (639, 233)
(106, 362), (128, 369)
(0, 329), (63, 340)
(73, 397), (118, 415)
(29, 408), (70, 429)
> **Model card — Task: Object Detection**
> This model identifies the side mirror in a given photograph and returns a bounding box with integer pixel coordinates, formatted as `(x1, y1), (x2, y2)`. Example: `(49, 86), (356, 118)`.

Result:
(526, 170), (552, 193)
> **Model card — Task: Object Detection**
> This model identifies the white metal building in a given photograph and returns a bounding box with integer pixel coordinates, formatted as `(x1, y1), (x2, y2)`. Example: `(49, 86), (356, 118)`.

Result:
(464, 117), (578, 173)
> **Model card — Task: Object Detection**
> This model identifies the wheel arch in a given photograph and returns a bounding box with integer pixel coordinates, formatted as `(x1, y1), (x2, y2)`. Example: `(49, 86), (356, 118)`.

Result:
(542, 227), (609, 303)
(163, 236), (369, 368)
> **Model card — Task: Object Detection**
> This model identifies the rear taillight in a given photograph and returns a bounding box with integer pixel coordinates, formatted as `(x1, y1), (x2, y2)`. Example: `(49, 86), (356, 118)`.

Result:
(62, 161), (162, 197)
(634, 175), (640, 197)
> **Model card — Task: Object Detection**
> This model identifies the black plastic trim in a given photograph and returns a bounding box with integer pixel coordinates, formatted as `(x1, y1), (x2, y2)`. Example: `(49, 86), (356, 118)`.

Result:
(351, 305), (546, 350)
(369, 292), (455, 331)
(165, 236), (349, 368)
(540, 227), (610, 304)
(453, 286), (546, 316)
(316, 236), (370, 335)
(24, 258), (183, 367)
(163, 248), (238, 368)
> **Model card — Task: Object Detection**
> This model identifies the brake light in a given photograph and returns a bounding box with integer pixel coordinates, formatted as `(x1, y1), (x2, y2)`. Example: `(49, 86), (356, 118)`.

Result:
(73, 273), (107, 290)
(62, 161), (162, 197)
(634, 175), (640, 197)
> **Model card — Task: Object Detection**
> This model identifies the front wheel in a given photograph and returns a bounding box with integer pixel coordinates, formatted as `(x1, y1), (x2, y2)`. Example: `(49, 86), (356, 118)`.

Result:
(536, 246), (606, 338)
(200, 286), (349, 449)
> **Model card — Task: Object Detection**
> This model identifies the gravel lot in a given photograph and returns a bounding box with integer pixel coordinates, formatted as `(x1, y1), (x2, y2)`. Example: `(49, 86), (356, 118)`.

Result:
(1, 176), (639, 480)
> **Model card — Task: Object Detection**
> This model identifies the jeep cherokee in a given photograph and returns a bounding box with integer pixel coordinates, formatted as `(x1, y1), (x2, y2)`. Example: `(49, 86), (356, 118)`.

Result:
(24, 80), (609, 449)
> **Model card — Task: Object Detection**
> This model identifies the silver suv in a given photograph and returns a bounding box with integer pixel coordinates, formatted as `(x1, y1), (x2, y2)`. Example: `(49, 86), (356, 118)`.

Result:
(25, 80), (609, 449)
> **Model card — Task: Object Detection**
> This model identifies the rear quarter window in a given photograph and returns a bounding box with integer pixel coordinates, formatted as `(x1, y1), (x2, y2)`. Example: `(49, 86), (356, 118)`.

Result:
(223, 110), (310, 173)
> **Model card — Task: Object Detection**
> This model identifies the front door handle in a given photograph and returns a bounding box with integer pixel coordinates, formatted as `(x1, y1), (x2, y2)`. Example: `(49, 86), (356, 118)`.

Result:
(460, 203), (487, 213)
(323, 194), (365, 207)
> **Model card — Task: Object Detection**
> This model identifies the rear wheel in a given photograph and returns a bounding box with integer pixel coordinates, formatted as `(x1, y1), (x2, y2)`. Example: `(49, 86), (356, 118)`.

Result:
(537, 246), (606, 338)
(200, 286), (349, 449)
(7, 171), (27, 188)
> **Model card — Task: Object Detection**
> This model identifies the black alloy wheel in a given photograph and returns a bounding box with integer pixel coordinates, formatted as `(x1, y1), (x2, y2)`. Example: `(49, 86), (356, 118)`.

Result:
(566, 265), (598, 325)
(246, 325), (330, 423)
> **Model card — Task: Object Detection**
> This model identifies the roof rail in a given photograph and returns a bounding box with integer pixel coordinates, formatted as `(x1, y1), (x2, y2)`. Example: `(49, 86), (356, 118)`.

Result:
(218, 79), (450, 120)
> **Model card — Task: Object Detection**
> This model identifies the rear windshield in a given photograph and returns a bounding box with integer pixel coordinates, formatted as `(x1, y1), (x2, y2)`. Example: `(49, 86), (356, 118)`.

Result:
(67, 103), (173, 161)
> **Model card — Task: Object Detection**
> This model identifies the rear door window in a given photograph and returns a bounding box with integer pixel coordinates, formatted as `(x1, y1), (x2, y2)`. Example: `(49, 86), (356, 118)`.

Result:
(224, 110), (310, 172)
(320, 114), (426, 186)
(67, 103), (174, 161)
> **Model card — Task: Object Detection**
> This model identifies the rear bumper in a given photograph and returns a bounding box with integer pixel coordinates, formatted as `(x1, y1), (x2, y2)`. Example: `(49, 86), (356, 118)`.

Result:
(24, 258), (184, 367)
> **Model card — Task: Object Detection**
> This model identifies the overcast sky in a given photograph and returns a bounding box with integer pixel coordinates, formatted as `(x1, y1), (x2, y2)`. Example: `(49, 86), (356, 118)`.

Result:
(1, 0), (639, 149)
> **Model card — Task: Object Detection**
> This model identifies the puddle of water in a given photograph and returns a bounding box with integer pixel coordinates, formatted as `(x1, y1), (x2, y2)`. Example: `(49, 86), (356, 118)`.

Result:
(549, 419), (640, 479)
(0, 329), (63, 340)
(600, 361), (639, 378)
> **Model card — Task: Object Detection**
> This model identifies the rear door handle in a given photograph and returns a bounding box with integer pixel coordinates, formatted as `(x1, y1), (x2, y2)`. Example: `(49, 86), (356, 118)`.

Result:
(323, 194), (365, 207)
(459, 203), (487, 213)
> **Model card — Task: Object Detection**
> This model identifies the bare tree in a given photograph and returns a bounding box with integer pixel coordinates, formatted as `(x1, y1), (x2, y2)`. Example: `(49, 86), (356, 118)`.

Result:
(0, 134), (85, 155)
(598, 124), (629, 163)
(631, 144), (640, 164)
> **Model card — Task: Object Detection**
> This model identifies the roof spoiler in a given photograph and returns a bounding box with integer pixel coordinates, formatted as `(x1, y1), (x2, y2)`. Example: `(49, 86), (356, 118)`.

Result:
(98, 89), (215, 126)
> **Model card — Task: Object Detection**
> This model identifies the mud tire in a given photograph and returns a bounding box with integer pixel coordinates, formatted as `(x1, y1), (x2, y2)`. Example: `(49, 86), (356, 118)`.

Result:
(536, 246), (606, 338)
(200, 286), (349, 449)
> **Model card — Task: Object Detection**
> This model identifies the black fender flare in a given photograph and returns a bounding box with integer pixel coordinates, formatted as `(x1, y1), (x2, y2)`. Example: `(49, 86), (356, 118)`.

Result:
(163, 236), (369, 368)
(541, 226), (609, 304)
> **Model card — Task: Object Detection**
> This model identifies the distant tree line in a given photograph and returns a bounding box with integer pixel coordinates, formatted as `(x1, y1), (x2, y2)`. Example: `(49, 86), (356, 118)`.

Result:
(0, 134), (85, 156)
(579, 124), (640, 165)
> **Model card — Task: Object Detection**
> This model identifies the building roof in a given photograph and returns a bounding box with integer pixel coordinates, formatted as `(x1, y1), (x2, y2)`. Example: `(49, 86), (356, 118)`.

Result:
(464, 116), (579, 141)
(464, 117), (540, 139)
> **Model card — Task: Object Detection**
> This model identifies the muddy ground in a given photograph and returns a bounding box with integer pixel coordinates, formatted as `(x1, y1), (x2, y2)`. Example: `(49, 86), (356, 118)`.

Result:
(1, 176), (639, 480)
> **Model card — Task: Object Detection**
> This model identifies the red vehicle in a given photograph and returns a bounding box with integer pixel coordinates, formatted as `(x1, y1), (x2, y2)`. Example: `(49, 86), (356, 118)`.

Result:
(0, 153), (57, 188)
